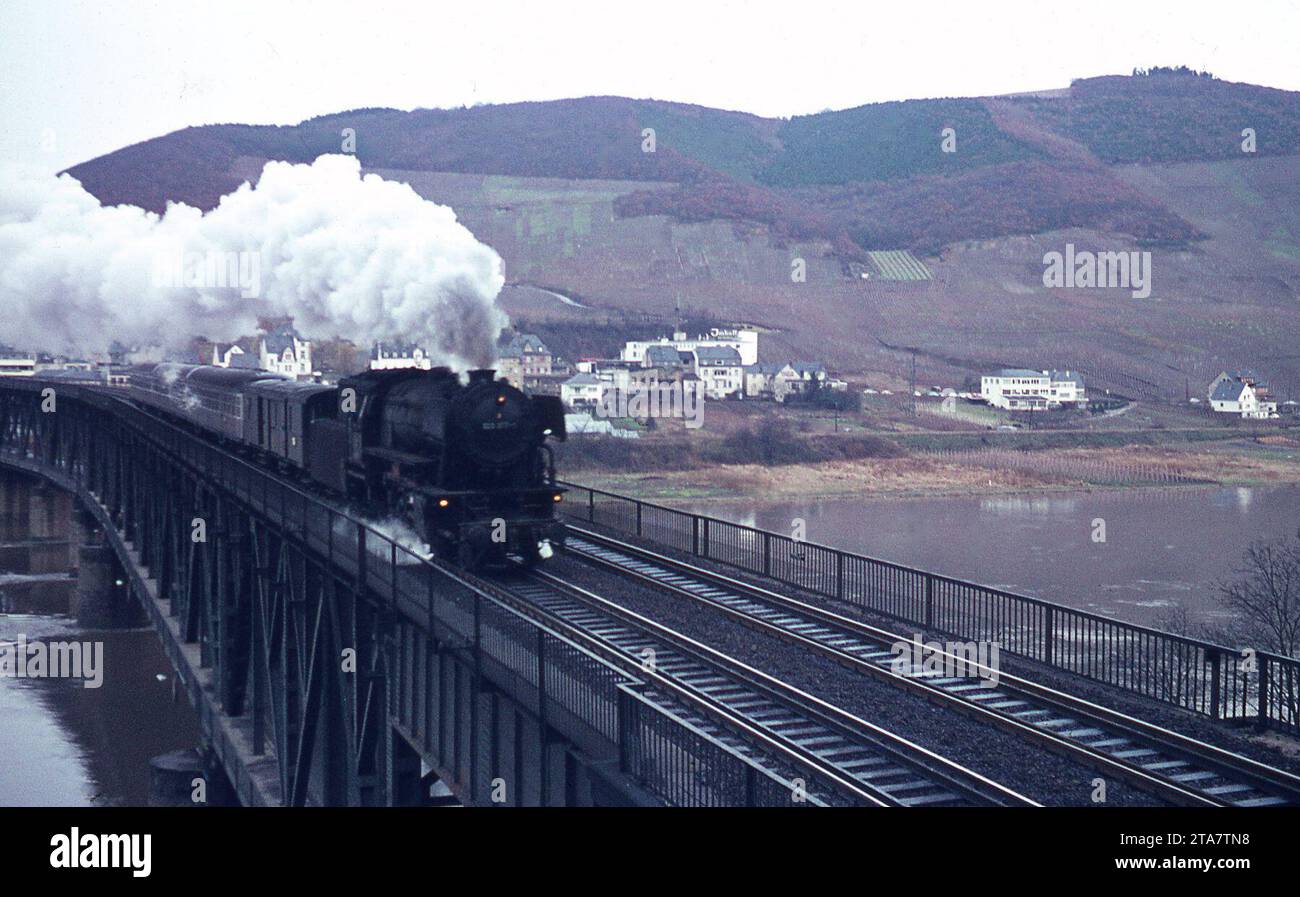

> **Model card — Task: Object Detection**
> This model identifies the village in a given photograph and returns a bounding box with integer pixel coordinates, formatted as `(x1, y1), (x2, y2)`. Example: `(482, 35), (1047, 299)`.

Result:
(0, 321), (1292, 440)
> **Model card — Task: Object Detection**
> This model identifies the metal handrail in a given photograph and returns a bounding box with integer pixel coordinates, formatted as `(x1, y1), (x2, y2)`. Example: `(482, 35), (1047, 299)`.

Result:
(560, 479), (1300, 731)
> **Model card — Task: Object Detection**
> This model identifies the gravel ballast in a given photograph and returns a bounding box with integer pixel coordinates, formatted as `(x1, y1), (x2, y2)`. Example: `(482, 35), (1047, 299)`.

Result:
(542, 550), (1166, 807)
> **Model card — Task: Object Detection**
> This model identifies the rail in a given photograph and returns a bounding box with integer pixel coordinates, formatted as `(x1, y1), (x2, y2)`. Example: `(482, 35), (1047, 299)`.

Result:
(559, 481), (1300, 733)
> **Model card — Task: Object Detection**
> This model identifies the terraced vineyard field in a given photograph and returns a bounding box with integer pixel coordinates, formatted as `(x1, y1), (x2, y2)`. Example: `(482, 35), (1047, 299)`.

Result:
(927, 447), (1213, 486)
(867, 250), (933, 280)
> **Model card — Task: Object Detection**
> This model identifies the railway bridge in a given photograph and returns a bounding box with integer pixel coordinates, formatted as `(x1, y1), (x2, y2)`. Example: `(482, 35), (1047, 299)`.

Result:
(0, 378), (798, 807)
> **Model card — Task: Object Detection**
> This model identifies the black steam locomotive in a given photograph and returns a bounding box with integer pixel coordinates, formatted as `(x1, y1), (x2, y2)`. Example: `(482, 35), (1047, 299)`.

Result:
(125, 363), (567, 568)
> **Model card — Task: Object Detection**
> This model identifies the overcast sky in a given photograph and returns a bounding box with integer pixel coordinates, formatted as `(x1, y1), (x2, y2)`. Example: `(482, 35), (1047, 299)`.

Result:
(3, 0), (1299, 172)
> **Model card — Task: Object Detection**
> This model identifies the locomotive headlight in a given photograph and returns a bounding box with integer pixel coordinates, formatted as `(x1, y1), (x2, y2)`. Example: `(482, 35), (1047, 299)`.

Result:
(552, 493), (563, 503)
(438, 498), (450, 508)
(496, 394), (506, 405)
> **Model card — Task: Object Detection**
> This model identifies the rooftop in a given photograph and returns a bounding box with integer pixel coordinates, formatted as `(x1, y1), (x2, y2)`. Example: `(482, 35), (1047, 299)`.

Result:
(645, 345), (684, 366)
(563, 373), (601, 386)
(789, 361), (827, 375)
(1211, 379), (1248, 402)
(371, 340), (427, 359)
(500, 333), (550, 357)
(694, 346), (741, 364)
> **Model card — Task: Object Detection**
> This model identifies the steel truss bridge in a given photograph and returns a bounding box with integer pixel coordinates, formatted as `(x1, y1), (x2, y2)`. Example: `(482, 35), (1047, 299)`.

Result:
(0, 379), (794, 807)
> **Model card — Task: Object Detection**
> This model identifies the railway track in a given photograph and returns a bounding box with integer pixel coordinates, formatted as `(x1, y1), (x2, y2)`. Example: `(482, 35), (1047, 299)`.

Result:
(478, 568), (1037, 807)
(562, 526), (1300, 808)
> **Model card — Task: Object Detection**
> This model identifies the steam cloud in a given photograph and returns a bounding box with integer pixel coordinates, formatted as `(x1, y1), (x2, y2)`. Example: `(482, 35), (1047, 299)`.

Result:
(0, 155), (508, 369)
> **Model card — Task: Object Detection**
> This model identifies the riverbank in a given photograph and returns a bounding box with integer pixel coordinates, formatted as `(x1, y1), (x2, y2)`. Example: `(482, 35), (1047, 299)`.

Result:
(567, 438), (1300, 503)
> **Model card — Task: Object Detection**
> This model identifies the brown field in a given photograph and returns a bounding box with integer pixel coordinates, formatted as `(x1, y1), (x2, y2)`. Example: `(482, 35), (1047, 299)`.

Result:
(569, 439), (1300, 502)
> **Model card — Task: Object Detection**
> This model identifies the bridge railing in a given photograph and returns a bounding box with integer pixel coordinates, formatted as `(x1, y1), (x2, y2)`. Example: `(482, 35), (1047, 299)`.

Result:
(560, 481), (1300, 734)
(282, 498), (821, 806)
(0, 380), (819, 806)
(616, 683), (823, 807)
(167, 425), (817, 806)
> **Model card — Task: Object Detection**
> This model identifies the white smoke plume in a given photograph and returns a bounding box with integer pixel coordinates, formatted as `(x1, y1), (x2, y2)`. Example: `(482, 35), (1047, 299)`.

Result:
(0, 155), (507, 369)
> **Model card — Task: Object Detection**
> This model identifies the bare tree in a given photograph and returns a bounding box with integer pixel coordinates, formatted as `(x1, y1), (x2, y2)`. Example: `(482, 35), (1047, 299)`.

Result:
(1217, 530), (1300, 657)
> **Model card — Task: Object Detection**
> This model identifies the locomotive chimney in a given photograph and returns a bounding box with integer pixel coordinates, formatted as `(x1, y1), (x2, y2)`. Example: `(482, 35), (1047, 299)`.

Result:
(468, 368), (497, 385)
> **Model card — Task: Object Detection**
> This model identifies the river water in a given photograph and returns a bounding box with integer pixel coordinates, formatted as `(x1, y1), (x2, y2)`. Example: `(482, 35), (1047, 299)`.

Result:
(0, 470), (200, 806)
(681, 484), (1300, 629)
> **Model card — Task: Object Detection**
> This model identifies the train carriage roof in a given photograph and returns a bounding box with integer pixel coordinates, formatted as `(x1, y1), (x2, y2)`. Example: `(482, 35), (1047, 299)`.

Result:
(245, 379), (336, 403)
(183, 366), (287, 389)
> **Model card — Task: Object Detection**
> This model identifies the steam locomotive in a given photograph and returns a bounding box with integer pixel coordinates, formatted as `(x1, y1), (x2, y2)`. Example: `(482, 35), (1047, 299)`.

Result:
(124, 363), (568, 568)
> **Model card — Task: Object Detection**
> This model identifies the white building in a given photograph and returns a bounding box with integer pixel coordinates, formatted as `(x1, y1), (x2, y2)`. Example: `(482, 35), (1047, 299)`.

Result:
(1210, 375), (1278, 418)
(560, 372), (605, 410)
(743, 361), (834, 402)
(622, 327), (759, 368)
(370, 341), (433, 371)
(213, 324), (314, 379)
(258, 325), (314, 378)
(0, 347), (37, 377)
(980, 369), (1087, 411)
(692, 346), (743, 399)
(773, 362), (830, 402)
(743, 363), (785, 399)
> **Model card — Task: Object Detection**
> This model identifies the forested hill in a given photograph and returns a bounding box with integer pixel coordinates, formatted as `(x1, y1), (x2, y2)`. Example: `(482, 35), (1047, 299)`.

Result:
(67, 69), (1300, 255)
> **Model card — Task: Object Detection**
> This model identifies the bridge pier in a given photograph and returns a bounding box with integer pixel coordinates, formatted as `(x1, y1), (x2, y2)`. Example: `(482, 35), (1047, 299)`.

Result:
(0, 469), (78, 614)
(148, 748), (238, 806)
(148, 749), (204, 806)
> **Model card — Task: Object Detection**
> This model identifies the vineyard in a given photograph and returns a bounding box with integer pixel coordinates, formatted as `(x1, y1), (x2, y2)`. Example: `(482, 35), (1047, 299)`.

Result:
(926, 447), (1214, 486)
(867, 250), (933, 280)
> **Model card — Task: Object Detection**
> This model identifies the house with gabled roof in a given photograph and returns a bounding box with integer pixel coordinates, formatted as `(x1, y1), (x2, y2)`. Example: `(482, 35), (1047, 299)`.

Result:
(743, 362), (785, 399)
(497, 332), (554, 389)
(692, 346), (742, 399)
(1209, 373), (1277, 418)
(644, 344), (686, 369)
(560, 372), (603, 410)
(213, 323), (314, 379)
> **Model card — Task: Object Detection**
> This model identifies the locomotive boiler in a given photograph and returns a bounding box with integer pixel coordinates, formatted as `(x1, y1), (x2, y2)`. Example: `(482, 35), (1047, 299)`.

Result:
(124, 363), (567, 569)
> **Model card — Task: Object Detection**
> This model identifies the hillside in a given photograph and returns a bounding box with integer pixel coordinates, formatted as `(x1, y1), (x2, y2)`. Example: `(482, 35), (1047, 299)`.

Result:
(63, 70), (1300, 399)
(68, 70), (1300, 255)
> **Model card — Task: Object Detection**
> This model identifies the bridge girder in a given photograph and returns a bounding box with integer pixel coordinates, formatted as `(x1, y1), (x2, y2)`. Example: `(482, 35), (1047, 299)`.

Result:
(0, 381), (674, 807)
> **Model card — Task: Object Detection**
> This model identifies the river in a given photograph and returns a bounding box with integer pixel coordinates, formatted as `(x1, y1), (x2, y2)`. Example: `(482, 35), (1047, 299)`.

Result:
(681, 484), (1300, 629)
(0, 469), (200, 807)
